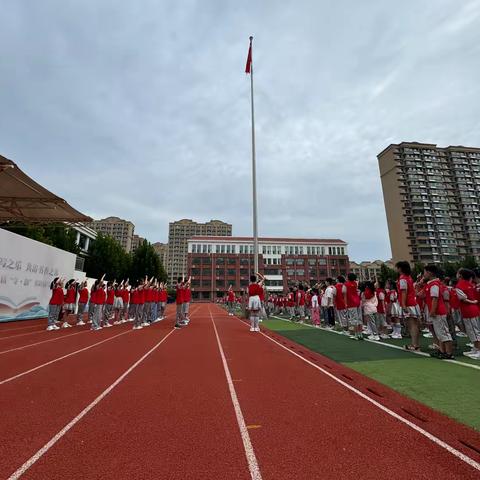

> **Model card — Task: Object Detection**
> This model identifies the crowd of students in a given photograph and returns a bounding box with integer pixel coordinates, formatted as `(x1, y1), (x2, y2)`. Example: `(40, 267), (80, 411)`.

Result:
(47, 276), (193, 331)
(230, 261), (480, 361)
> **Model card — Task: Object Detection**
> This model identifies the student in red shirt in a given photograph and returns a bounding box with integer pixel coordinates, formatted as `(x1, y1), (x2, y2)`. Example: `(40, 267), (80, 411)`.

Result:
(296, 285), (306, 323)
(62, 279), (77, 328)
(175, 277), (186, 328)
(121, 281), (130, 323)
(158, 283), (168, 320)
(456, 268), (480, 360)
(92, 278), (106, 331)
(248, 274), (263, 332)
(113, 281), (125, 325)
(227, 285), (235, 316)
(102, 281), (115, 328)
(396, 261), (420, 351)
(345, 273), (362, 339)
(47, 277), (64, 331)
(333, 275), (348, 334)
(423, 265), (454, 360)
(182, 277), (192, 324)
(134, 283), (146, 330)
(374, 280), (389, 339)
(77, 281), (89, 326)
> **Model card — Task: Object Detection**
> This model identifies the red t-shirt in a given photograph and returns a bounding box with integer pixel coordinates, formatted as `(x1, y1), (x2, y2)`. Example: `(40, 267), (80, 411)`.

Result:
(345, 281), (360, 308)
(159, 289), (168, 302)
(49, 287), (64, 305)
(78, 288), (89, 304)
(137, 289), (145, 305)
(227, 290), (235, 302)
(64, 287), (76, 304)
(456, 279), (479, 319)
(176, 286), (184, 305)
(95, 288), (106, 305)
(106, 289), (115, 305)
(248, 283), (263, 297)
(184, 288), (191, 303)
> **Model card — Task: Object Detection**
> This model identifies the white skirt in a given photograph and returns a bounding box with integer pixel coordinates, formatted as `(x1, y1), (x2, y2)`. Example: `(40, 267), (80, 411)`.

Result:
(113, 297), (124, 309)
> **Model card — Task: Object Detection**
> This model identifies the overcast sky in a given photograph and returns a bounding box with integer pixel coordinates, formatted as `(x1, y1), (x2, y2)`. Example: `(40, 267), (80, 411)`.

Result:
(1, 0), (479, 261)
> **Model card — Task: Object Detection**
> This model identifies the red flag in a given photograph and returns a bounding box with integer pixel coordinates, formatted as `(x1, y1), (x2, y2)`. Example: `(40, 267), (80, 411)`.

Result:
(245, 37), (252, 74)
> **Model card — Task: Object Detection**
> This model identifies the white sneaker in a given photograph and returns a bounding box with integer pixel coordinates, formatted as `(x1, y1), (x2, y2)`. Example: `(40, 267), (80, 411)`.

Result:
(46, 325), (56, 331)
(456, 331), (468, 337)
(423, 332), (433, 338)
(380, 334), (390, 340)
(62, 322), (72, 328)
(77, 321), (85, 326)
(463, 349), (478, 357)
(368, 335), (379, 341)
(142, 322), (150, 327)
(250, 327), (255, 332)
(466, 343), (473, 348)
(255, 327), (260, 332)
(113, 321), (120, 325)
(464, 351), (480, 360)
(133, 325), (143, 330)
(104, 323), (113, 328)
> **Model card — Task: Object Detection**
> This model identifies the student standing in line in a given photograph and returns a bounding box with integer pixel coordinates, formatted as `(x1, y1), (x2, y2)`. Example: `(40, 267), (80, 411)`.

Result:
(362, 281), (379, 341)
(456, 268), (480, 360)
(102, 281), (114, 328)
(375, 280), (389, 339)
(174, 278), (185, 328)
(113, 282), (124, 325)
(323, 278), (336, 329)
(396, 261), (421, 351)
(388, 284), (402, 339)
(62, 279), (77, 328)
(182, 277), (192, 324)
(345, 273), (362, 340)
(121, 281), (130, 323)
(158, 283), (168, 320)
(311, 288), (320, 327)
(77, 281), (89, 326)
(333, 276), (348, 334)
(248, 274), (263, 332)
(88, 282), (96, 324)
(47, 277), (64, 331)
(134, 283), (146, 330)
(423, 265), (454, 360)
(91, 278), (105, 331)
(227, 285), (235, 316)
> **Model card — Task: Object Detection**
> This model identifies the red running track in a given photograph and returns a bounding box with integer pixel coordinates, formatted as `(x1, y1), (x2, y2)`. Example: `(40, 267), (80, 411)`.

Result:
(1, 304), (479, 479)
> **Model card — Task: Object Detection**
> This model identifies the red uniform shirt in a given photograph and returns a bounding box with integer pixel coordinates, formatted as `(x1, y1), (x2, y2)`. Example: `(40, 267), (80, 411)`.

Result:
(227, 290), (235, 302)
(425, 279), (447, 316)
(397, 274), (417, 307)
(456, 279), (480, 319)
(334, 283), (346, 310)
(376, 288), (386, 314)
(106, 289), (115, 305)
(248, 284), (263, 297)
(49, 287), (64, 305)
(78, 288), (89, 304)
(95, 288), (106, 305)
(65, 287), (76, 304)
(176, 286), (184, 305)
(159, 289), (168, 302)
(345, 281), (360, 308)
(184, 288), (191, 303)
(137, 289), (145, 305)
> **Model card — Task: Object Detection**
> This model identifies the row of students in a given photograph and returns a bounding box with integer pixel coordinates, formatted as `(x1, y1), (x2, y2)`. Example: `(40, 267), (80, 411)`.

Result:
(47, 276), (180, 331)
(262, 262), (480, 360)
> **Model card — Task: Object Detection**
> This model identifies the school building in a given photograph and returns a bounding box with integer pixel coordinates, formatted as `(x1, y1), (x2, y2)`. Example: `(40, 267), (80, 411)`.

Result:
(187, 236), (349, 301)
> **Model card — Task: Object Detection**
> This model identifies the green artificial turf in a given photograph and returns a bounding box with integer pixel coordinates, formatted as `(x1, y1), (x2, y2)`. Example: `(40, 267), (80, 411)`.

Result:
(262, 317), (480, 431)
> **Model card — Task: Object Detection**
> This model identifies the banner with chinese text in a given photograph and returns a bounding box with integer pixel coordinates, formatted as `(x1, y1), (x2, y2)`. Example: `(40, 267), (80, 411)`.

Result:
(0, 228), (76, 322)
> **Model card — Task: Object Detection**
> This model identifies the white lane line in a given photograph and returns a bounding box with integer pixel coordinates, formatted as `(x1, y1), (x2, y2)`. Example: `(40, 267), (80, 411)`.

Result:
(0, 331), (131, 385)
(0, 330), (90, 355)
(7, 328), (176, 480)
(217, 309), (480, 473)
(269, 315), (480, 372)
(209, 308), (262, 480)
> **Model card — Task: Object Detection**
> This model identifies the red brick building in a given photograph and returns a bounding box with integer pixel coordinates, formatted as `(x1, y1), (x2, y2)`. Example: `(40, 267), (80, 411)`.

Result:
(187, 236), (349, 301)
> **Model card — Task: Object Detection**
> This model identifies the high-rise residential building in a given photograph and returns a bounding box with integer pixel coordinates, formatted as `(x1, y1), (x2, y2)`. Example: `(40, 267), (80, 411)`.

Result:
(378, 142), (480, 264)
(349, 259), (394, 282)
(153, 242), (168, 268)
(187, 236), (349, 300)
(167, 219), (232, 283)
(88, 216), (135, 252)
(130, 234), (145, 252)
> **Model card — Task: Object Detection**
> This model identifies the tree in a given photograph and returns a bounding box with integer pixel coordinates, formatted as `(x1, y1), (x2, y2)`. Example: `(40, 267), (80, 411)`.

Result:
(128, 240), (167, 284)
(378, 263), (397, 286)
(85, 233), (130, 280)
(2, 222), (80, 254)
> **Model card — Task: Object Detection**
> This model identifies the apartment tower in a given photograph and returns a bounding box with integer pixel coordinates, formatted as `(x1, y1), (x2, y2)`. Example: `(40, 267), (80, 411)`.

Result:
(167, 219), (232, 283)
(378, 142), (480, 264)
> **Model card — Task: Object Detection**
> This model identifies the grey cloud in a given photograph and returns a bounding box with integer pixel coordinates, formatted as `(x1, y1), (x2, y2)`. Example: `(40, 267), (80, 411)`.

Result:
(1, 0), (479, 260)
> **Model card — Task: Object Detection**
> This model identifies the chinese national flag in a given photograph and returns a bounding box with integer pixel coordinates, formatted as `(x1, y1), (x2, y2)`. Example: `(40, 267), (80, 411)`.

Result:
(245, 39), (252, 74)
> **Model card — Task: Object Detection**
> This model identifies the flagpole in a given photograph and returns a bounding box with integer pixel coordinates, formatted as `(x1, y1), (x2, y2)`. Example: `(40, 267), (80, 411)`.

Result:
(248, 36), (259, 276)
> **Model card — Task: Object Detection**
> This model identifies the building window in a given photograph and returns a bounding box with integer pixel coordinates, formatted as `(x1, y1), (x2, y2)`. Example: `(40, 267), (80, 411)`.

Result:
(221, 245), (225, 253)
(216, 245), (220, 253)
(202, 244), (207, 253)
(262, 246), (267, 254)
(208, 244), (212, 253)
(192, 244), (196, 253)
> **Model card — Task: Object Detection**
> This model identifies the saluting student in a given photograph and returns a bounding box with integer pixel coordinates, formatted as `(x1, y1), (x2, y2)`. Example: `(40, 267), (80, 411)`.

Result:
(77, 281), (89, 326)
(47, 277), (64, 331)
